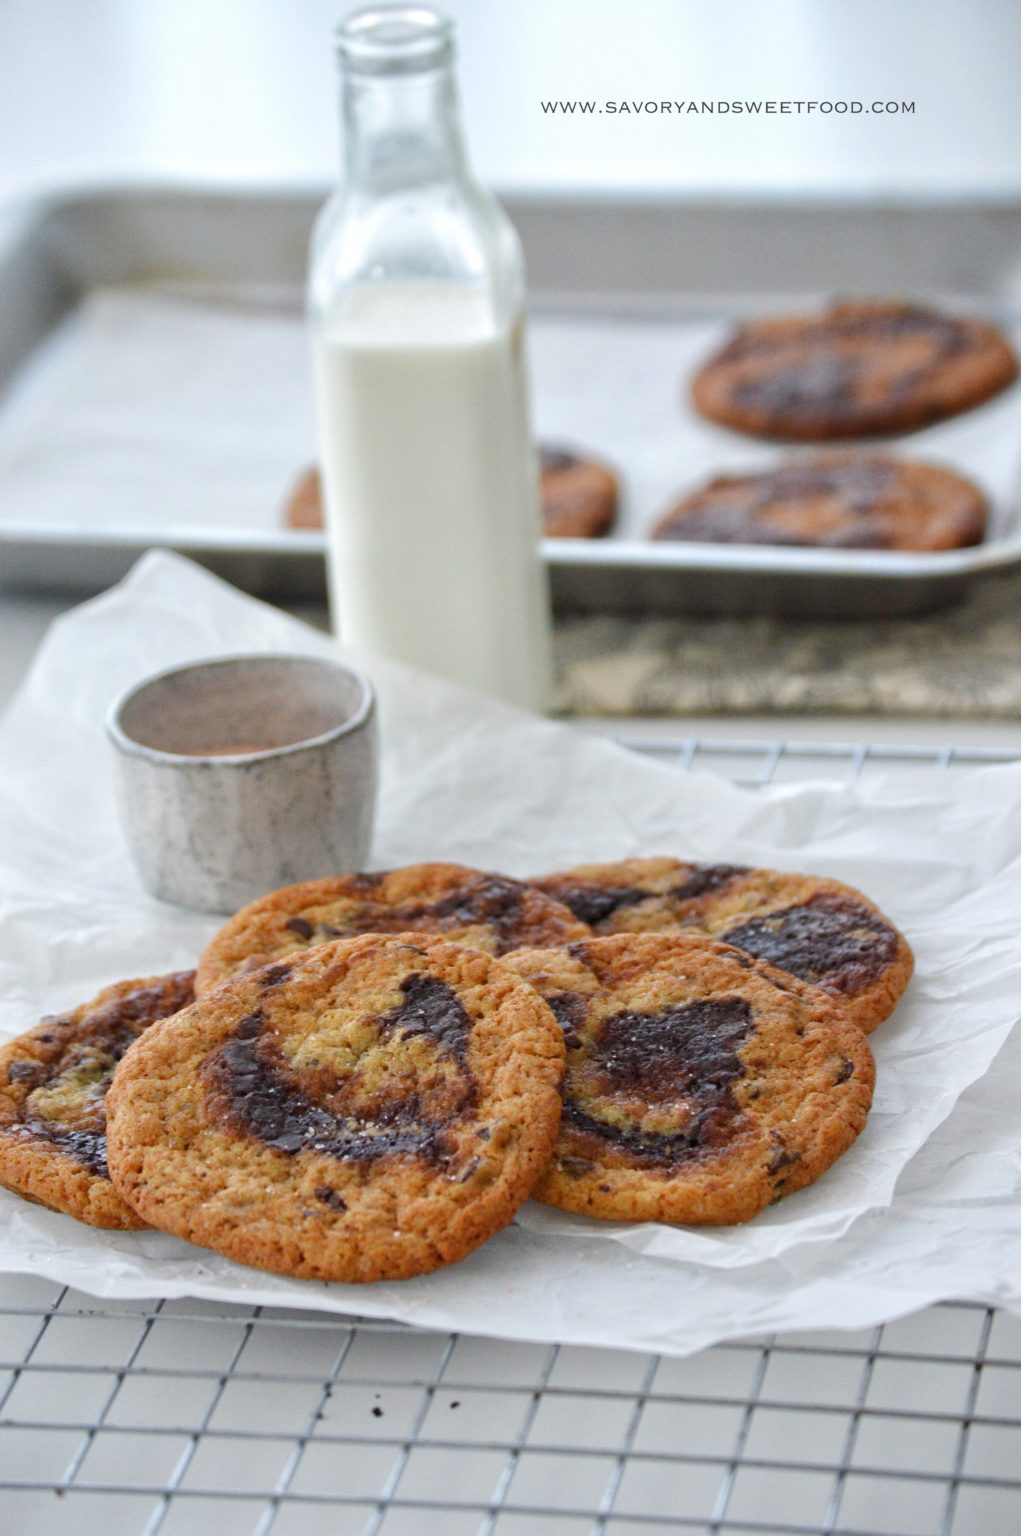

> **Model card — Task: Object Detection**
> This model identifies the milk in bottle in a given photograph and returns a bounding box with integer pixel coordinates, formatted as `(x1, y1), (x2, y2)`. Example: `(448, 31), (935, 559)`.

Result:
(308, 7), (553, 710)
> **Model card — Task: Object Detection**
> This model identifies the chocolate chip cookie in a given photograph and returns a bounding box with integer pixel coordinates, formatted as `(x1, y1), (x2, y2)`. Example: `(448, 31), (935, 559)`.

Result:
(652, 454), (988, 551)
(691, 300), (1018, 439)
(503, 933), (874, 1224)
(195, 863), (592, 996)
(0, 971), (195, 1228)
(533, 858), (912, 1032)
(539, 446), (619, 538)
(106, 935), (565, 1282)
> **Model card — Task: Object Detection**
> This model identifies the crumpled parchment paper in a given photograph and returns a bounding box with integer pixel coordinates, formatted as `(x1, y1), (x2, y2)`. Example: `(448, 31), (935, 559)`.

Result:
(1, 552), (1020, 1356)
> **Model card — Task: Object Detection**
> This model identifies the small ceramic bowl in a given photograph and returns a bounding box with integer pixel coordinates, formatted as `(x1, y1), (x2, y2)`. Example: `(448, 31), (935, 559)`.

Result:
(107, 653), (378, 913)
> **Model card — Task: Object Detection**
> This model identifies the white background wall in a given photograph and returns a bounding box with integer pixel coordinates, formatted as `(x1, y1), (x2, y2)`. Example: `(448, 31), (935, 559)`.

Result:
(1, 0), (1019, 201)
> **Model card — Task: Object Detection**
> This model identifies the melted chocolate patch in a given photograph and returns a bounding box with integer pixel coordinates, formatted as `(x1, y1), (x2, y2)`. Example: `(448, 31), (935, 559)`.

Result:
(203, 974), (477, 1168)
(32, 1123), (110, 1178)
(554, 885), (646, 928)
(380, 974), (472, 1062)
(722, 895), (897, 996)
(420, 875), (530, 950)
(735, 355), (855, 415)
(767, 1132), (800, 1175)
(726, 308), (976, 424)
(540, 446), (580, 474)
(260, 964), (293, 988)
(549, 992), (590, 1050)
(345, 871), (387, 892)
(7, 1060), (41, 1084)
(315, 1186), (347, 1211)
(669, 864), (749, 901)
(655, 461), (901, 548)
(596, 998), (753, 1103)
(563, 997), (755, 1169)
(280, 874), (545, 954)
(555, 865), (747, 929)
(13, 973), (195, 1179)
(563, 1100), (744, 1169)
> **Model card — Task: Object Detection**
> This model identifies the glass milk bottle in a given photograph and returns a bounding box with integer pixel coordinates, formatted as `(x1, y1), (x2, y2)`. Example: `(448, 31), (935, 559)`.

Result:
(308, 5), (553, 711)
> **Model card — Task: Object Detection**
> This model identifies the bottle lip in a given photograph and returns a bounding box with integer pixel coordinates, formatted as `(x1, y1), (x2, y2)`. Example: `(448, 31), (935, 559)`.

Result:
(335, 5), (455, 75)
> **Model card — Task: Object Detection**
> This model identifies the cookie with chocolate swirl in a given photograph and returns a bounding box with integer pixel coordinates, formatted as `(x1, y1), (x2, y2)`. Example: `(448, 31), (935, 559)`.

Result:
(0, 971), (195, 1228)
(691, 300), (1018, 439)
(533, 858), (912, 1033)
(503, 934), (874, 1225)
(195, 863), (592, 997)
(539, 445), (619, 538)
(106, 935), (564, 1282)
(652, 455), (988, 552)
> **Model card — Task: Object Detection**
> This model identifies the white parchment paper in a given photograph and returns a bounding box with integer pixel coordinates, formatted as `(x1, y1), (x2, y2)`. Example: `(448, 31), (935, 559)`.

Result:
(2, 288), (1020, 545)
(1, 552), (1020, 1355)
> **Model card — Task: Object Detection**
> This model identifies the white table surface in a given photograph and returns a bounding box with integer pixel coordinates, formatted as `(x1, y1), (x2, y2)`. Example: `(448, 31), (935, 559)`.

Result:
(2, 0), (1021, 203)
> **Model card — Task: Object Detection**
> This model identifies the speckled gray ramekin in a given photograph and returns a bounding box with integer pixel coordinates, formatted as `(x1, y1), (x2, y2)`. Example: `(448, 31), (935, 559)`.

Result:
(107, 653), (378, 913)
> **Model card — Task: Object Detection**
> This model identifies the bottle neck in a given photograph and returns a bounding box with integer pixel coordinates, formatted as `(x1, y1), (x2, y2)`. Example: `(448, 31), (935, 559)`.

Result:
(340, 65), (470, 196)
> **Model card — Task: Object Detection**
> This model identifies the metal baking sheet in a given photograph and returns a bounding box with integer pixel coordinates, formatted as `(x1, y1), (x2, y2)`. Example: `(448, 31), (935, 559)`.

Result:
(2, 185), (1021, 617)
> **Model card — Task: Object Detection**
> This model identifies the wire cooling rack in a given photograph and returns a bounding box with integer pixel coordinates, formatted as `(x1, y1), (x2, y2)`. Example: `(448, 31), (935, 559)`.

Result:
(2, 737), (1020, 1536)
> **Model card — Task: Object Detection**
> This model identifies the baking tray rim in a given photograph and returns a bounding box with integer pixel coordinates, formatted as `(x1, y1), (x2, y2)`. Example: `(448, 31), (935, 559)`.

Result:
(0, 523), (1016, 585)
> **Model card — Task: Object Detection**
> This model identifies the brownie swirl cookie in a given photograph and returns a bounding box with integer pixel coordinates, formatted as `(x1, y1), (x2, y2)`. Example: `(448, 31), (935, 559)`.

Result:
(195, 863), (592, 996)
(0, 971), (195, 1228)
(503, 934), (875, 1224)
(106, 935), (565, 1282)
(691, 300), (1018, 440)
(283, 466), (323, 530)
(652, 455), (988, 552)
(539, 446), (619, 539)
(533, 858), (912, 1032)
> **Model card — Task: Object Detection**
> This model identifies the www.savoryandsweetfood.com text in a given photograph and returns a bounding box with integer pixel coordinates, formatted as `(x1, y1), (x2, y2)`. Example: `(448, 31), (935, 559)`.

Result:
(541, 99), (916, 115)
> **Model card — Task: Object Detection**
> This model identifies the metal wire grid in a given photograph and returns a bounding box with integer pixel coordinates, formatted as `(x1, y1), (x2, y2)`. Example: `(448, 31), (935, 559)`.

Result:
(1, 737), (1019, 1536)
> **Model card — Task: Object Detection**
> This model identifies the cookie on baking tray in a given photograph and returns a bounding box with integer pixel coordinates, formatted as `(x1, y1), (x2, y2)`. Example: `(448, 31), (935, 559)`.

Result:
(503, 933), (875, 1225)
(106, 934), (565, 1282)
(691, 300), (1018, 440)
(283, 466), (323, 530)
(0, 971), (195, 1228)
(284, 447), (619, 540)
(532, 858), (912, 1033)
(195, 862), (592, 996)
(539, 445), (619, 538)
(651, 454), (988, 551)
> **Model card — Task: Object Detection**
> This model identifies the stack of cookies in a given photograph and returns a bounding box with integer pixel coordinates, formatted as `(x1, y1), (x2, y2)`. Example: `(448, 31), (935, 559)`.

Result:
(0, 858), (912, 1283)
